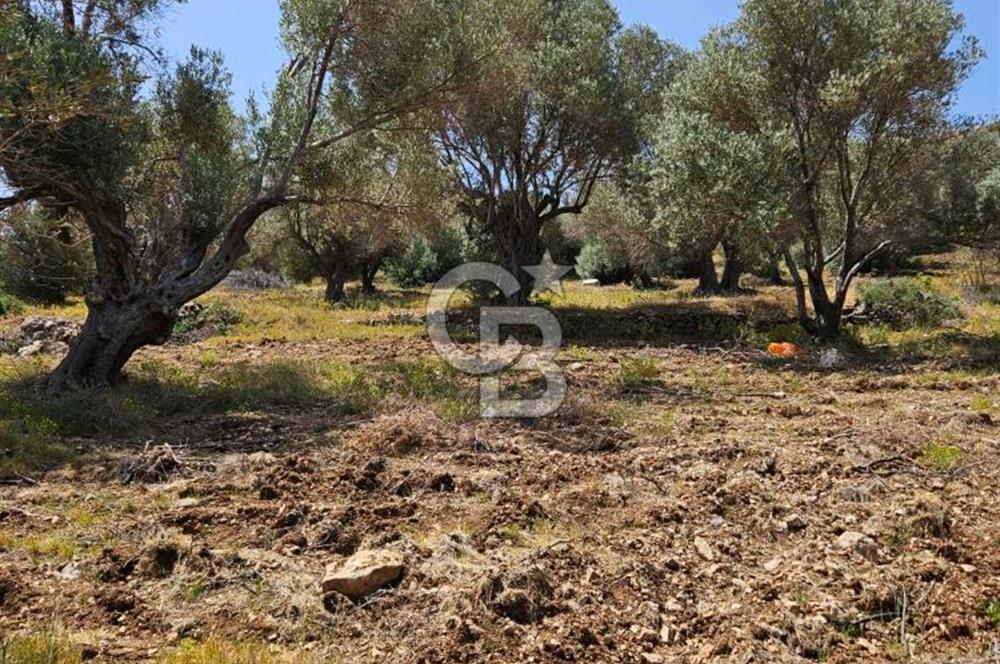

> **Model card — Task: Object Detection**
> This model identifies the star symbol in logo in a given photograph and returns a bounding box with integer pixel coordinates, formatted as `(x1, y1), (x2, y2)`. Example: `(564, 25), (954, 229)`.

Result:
(523, 251), (572, 296)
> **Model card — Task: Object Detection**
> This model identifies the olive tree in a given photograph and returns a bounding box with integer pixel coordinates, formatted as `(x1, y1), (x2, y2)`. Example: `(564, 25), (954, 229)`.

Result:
(737, 0), (980, 339)
(433, 0), (678, 302)
(0, 0), (479, 391)
(647, 29), (790, 295)
(285, 134), (449, 301)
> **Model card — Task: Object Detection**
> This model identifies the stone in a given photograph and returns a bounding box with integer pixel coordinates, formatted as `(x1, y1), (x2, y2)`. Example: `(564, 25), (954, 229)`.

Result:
(836, 531), (879, 562)
(247, 452), (277, 467)
(784, 514), (807, 532)
(321, 549), (405, 600)
(693, 536), (715, 561)
(17, 341), (45, 357)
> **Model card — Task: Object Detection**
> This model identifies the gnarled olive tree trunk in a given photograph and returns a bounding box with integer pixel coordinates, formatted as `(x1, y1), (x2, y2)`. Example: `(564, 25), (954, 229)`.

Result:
(695, 248), (720, 295)
(720, 240), (743, 292)
(44, 196), (285, 394)
(48, 297), (178, 393)
(495, 204), (542, 305)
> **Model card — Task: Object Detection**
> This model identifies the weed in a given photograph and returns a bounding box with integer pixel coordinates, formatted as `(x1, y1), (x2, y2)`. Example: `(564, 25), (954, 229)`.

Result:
(0, 632), (80, 664)
(173, 301), (244, 337)
(384, 358), (474, 420)
(158, 638), (312, 664)
(891, 523), (914, 548)
(24, 535), (76, 560)
(917, 443), (964, 471)
(0, 415), (72, 480)
(970, 394), (993, 413)
(615, 357), (660, 393)
(984, 598), (1000, 627)
(186, 578), (209, 602)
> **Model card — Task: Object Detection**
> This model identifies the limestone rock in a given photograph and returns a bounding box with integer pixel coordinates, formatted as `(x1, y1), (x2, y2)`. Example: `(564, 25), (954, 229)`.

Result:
(321, 549), (405, 600)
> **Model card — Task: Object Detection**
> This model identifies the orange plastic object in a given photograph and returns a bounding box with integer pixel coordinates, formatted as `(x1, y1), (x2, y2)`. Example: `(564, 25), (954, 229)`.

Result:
(768, 342), (801, 358)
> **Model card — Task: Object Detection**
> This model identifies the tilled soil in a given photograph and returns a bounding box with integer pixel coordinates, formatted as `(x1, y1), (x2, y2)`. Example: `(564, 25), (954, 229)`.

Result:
(1, 339), (998, 663)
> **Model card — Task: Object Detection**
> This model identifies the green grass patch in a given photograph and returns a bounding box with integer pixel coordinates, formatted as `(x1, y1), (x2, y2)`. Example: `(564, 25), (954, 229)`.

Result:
(0, 358), (381, 446)
(158, 638), (316, 664)
(0, 632), (81, 664)
(382, 357), (475, 420)
(615, 357), (660, 393)
(917, 443), (964, 471)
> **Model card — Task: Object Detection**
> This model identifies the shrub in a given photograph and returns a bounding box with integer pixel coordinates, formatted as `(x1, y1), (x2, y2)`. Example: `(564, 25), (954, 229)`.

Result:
(858, 276), (963, 328)
(0, 209), (92, 303)
(0, 292), (23, 316)
(385, 228), (468, 288)
(173, 301), (244, 337)
(576, 240), (634, 285)
(385, 236), (440, 287)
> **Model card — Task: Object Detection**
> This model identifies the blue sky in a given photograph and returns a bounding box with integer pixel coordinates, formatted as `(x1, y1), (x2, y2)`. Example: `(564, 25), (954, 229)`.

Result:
(157, 0), (998, 119)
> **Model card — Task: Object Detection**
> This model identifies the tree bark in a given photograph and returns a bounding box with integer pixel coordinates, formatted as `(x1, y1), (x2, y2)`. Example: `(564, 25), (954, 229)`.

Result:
(47, 296), (177, 393)
(360, 257), (380, 296)
(695, 249), (720, 295)
(324, 266), (347, 303)
(720, 240), (743, 292)
(496, 206), (541, 305)
(767, 259), (784, 286)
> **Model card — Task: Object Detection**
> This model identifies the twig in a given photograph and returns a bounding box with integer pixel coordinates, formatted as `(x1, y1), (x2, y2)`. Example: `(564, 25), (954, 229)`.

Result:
(899, 587), (910, 659)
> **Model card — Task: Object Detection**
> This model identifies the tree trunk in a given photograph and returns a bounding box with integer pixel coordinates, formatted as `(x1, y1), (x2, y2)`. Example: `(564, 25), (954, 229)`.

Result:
(360, 258), (380, 296)
(324, 271), (346, 303)
(720, 240), (743, 292)
(767, 259), (783, 286)
(496, 207), (541, 305)
(695, 249), (720, 295)
(47, 297), (177, 393)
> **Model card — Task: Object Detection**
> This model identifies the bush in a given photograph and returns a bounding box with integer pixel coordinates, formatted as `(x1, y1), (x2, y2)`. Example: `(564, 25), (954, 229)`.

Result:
(385, 236), (439, 287)
(0, 209), (92, 303)
(858, 276), (963, 328)
(576, 241), (634, 285)
(173, 301), (244, 337)
(385, 228), (467, 288)
(0, 292), (23, 316)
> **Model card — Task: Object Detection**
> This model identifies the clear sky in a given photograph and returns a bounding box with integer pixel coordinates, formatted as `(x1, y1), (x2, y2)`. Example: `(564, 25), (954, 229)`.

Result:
(157, 0), (999, 119)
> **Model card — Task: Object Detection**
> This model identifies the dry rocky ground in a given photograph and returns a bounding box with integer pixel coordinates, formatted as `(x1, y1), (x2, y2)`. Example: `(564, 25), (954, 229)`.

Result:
(0, 272), (998, 663)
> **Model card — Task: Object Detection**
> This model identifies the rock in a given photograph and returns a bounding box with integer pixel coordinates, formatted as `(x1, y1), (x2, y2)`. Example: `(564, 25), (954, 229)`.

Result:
(784, 514), (807, 533)
(57, 562), (81, 580)
(641, 654), (664, 664)
(17, 341), (45, 357)
(581, 278), (600, 286)
(693, 536), (716, 561)
(763, 557), (781, 572)
(247, 451), (277, 467)
(818, 348), (843, 369)
(755, 455), (777, 476)
(836, 531), (879, 562)
(176, 498), (200, 509)
(321, 549), (405, 600)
